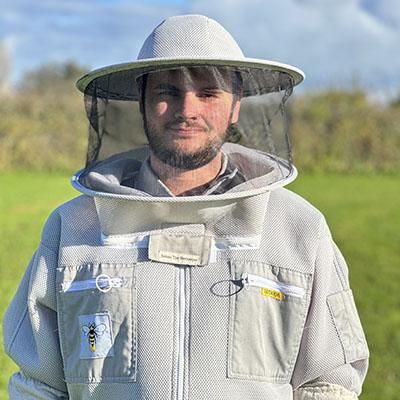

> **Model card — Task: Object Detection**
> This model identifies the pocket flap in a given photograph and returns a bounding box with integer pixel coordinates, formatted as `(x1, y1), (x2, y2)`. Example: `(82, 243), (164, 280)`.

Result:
(327, 290), (369, 363)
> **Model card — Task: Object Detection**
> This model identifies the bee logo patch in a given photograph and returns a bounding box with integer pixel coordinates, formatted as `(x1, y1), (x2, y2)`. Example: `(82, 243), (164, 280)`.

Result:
(79, 313), (114, 359)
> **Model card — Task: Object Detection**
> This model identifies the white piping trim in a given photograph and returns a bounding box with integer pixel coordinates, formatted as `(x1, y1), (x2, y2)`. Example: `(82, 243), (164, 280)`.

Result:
(71, 164), (297, 202)
(101, 233), (261, 249)
(176, 268), (186, 400)
(101, 233), (261, 264)
(101, 233), (149, 248)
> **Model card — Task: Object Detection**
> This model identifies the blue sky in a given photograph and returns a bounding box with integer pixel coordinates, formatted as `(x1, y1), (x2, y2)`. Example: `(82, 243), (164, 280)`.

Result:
(1, 0), (400, 95)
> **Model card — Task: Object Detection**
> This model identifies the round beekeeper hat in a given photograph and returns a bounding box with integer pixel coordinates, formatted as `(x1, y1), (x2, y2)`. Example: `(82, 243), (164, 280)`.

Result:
(76, 14), (305, 100)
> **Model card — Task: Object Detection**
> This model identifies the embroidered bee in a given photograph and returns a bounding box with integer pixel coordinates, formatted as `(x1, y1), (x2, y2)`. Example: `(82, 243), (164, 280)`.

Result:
(82, 322), (107, 352)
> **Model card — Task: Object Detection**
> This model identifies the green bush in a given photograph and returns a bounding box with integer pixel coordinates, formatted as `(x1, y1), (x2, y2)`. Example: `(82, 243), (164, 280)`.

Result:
(0, 91), (87, 171)
(1, 64), (399, 173)
(290, 90), (400, 173)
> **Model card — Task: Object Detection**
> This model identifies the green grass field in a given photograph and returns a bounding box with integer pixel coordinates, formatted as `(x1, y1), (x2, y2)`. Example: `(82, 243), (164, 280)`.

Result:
(0, 171), (399, 399)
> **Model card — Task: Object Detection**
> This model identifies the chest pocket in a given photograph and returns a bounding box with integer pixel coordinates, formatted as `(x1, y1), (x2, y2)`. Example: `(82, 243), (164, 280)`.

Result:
(56, 263), (136, 384)
(228, 260), (312, 383)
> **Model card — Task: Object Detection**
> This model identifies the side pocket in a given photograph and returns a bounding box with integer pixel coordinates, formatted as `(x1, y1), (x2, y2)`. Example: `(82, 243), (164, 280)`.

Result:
(228, 260), (312, 383)
(56, 263), (137, 383)
(327, 290), (369, 363)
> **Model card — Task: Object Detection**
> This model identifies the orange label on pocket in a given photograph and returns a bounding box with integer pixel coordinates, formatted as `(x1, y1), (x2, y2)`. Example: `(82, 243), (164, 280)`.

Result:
(261, 288), (283, 301)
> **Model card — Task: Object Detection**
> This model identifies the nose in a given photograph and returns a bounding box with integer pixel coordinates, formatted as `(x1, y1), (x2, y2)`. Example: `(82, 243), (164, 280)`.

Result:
(174, 92), (200, 120)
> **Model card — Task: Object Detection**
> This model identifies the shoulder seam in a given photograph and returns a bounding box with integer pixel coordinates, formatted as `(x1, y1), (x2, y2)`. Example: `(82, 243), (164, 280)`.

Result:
(5, 306), (28, 354)
(39, 241), (59, 255)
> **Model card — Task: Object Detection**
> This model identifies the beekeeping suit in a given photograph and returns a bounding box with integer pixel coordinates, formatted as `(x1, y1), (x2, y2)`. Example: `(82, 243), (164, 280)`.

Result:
(3, 15), (369, 400)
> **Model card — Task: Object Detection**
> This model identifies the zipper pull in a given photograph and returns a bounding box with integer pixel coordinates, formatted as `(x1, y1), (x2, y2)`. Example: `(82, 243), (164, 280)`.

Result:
(240, 272), (250, 290)
(95, 274), (126, 293)
(230, 273), (248, 292)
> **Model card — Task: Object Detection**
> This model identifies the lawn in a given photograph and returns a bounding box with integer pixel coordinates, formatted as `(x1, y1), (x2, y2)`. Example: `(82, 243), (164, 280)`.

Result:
(0, 171), (398, 399)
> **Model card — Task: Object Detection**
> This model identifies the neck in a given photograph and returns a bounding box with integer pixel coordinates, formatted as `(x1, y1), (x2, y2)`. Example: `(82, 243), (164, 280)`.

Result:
(149, 152), (223, 196)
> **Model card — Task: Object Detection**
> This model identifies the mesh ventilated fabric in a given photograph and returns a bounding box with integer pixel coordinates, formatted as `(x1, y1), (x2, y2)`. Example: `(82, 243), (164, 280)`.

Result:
(83, 65), (294, 177)
(78, 15), (302, 100)
(3, 13), (367, 400)
(138, 14), (244, 60)
(81, 15), (297, 194)
(3, 186), (369, 399)
(3, 246), (66, 393)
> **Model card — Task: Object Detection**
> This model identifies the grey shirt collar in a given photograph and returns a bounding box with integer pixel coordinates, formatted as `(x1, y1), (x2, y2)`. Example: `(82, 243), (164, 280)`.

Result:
(132, 153), (239, 197)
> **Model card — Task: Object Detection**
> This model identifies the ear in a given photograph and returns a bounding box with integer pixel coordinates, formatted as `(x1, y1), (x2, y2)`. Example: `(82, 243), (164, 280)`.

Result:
(231, 99), (241, 124)
(139, 98), (145, 115)
(138, 85), (145, 115)
(136, 75), (147, 115)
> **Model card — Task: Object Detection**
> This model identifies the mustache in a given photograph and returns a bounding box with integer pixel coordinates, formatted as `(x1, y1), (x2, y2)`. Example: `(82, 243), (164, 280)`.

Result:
(166, 120), (209, 131)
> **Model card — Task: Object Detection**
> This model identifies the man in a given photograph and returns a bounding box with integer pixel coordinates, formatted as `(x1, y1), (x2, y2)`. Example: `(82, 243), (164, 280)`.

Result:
(3, 14), (369, 400)
(136, 67), (242, 196)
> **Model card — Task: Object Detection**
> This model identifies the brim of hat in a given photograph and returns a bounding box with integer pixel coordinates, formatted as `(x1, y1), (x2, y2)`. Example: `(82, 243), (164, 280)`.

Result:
(76, 57), (305, 100)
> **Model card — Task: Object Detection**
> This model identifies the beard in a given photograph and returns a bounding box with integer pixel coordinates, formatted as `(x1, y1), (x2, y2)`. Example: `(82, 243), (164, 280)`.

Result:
(143, 118), (229, 171)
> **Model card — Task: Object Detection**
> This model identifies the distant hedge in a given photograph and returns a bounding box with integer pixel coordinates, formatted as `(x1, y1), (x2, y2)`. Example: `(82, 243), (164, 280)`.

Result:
(0, 90), (87, 171)
(290, 91), (400, 173)
(0, 85), (399, 173)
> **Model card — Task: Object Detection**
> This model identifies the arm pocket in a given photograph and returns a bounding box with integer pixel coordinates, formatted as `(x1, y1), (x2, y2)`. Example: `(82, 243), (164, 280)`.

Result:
(327, 290), (369, 363)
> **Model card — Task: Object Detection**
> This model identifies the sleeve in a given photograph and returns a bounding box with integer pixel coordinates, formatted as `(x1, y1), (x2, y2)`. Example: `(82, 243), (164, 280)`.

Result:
(291, 217), (369, 400)
(2, 213), (69, 399)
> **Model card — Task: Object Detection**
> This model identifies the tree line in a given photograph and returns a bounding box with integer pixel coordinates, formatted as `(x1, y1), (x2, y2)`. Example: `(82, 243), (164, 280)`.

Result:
(0, 62), (399, 173)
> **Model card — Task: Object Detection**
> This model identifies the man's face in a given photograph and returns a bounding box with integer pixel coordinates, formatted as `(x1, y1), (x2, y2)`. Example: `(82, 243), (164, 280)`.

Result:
(142, 67), (241, 170)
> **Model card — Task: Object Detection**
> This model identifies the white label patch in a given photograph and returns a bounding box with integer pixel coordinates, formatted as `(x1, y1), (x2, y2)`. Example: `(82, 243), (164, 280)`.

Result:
(79, 313), (114, 359)
(148, 227), (211, 266)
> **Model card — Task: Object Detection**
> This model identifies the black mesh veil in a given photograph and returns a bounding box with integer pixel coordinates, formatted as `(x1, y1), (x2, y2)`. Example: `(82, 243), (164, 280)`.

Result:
(82, 65), (295, 188)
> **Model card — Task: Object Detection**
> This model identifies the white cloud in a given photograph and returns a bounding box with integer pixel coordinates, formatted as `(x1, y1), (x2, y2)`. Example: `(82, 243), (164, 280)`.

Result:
(1, 0), (400, 93)
(191, 0), (400, 91)
(361, 0), (400, 29)
(0, 0), (182, 82)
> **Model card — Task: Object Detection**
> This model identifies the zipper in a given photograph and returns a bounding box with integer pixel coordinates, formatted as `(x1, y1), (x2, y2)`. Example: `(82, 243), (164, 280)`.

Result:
(101, 232), (261, 251)
(241, 272), (305, 298)
(61, 274), (127, 293)
(176, 267), (186, 400)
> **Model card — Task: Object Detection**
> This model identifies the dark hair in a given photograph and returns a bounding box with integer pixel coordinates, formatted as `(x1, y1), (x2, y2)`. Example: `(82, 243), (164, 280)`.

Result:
(136, 74), (148, 114)
(136, 66), (243, 105)
(232, 70), (243, 97)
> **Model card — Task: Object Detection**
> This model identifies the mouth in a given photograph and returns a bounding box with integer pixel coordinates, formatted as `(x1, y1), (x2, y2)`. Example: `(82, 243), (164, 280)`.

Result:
(167, 126), (207, 137)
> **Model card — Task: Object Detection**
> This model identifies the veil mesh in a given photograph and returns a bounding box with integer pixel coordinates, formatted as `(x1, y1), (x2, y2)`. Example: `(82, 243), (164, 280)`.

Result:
(83, 65), (294, 185)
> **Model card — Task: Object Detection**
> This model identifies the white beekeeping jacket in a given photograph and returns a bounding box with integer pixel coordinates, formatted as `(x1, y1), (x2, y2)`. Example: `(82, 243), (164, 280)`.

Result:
(3, 145), (369, 399)
(3, 15), (369, 400)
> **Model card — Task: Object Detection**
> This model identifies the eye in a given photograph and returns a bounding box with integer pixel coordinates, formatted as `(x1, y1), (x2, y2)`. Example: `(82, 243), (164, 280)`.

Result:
(198, 90), (221, 99)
